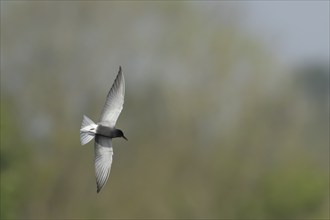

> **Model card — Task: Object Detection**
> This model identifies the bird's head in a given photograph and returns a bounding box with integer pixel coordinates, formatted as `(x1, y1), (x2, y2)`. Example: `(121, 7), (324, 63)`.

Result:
(114, 129), (128, 141)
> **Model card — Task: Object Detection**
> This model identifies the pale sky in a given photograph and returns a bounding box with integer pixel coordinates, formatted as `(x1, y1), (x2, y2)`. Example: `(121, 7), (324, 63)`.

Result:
(244, 1), (329, 66)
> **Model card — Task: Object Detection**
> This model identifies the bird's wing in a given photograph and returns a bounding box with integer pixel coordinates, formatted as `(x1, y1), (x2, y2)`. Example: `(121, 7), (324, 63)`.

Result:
(99, 66), (125, 127)
(94, 135), (113, 193)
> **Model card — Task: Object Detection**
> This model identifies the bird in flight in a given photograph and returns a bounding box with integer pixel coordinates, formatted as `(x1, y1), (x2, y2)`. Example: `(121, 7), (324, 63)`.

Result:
(80, 66), (127, 193)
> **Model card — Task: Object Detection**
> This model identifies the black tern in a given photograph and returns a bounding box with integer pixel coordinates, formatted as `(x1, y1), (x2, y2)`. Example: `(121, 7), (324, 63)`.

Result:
(80, 66), (127, 193)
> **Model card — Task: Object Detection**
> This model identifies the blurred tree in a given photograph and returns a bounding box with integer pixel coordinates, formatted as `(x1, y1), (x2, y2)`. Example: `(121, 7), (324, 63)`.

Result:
(0, 97), (34, 219)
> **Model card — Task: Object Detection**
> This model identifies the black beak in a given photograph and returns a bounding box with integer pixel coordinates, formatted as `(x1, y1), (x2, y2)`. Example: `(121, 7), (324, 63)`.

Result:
(123, 135), (128, 141)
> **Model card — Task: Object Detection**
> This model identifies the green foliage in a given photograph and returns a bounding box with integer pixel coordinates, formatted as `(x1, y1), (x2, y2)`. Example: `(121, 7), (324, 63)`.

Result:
(1, 98), (33, 219)
(263, 160), (328, 218)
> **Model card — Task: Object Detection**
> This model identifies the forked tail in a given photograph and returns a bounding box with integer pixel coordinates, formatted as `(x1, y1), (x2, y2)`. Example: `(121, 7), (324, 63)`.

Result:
(80, 115), (97, 145)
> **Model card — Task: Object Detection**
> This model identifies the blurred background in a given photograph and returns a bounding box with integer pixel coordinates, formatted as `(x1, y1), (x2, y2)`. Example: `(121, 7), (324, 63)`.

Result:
(1, 1), (329, 219)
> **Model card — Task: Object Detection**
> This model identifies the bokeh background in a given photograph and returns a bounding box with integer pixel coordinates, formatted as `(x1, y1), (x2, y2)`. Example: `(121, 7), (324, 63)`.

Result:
(1, 1), (329, 219)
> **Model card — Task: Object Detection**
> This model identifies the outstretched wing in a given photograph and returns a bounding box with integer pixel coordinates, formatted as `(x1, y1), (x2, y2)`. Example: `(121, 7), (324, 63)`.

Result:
(99, 66), (125, 127)
(94, 135), (113, 193)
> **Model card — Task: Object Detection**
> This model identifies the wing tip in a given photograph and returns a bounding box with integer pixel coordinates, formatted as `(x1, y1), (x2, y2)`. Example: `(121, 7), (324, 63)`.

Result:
(96, 182), (104, 193)
(115, 65), (124, 88)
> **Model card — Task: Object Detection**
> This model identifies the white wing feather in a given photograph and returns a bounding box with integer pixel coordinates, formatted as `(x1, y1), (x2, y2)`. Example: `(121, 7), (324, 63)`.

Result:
(94, 135), (113, 193)
(99, 66), (125, 127)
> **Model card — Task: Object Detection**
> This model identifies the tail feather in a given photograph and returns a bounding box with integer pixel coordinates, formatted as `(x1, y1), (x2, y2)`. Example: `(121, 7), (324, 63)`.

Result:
(81, 115), (95, 129)
(80, 115), (97, 145)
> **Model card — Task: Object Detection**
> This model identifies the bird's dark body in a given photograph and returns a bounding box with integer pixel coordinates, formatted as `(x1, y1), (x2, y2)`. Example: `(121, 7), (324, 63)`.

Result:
(96, 124), (123, 139)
